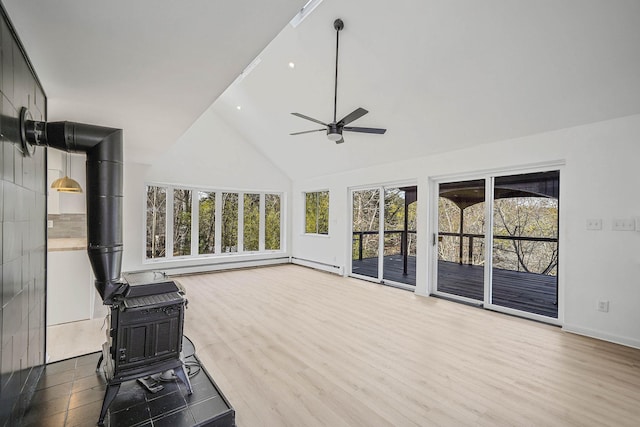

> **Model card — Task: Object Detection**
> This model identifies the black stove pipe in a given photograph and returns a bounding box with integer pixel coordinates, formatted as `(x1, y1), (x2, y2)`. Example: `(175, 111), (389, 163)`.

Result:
(21, 108), (125, 303)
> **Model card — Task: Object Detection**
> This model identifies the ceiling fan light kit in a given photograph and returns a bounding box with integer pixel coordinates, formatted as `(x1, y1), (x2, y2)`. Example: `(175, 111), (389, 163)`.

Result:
(327, 124), (342, 142)
(290, 18), (386, 144)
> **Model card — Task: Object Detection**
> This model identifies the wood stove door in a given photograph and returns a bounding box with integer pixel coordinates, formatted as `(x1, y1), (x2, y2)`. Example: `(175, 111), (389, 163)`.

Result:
(115, 302), (183, 373)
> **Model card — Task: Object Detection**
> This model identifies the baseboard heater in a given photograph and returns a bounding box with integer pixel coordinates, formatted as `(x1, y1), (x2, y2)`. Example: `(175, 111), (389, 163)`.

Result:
(156, 257), (290, 276)
(290, 257), (343, 275)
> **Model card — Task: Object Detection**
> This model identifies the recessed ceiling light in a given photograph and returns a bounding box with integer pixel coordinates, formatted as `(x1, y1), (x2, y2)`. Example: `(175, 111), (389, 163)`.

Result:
(289, 62), (295, 69)
(236, 105), (241, 110)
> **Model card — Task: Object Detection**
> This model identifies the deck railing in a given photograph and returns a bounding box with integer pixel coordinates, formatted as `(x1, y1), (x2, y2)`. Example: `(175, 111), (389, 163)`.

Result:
(438, 231), (558, 273)
(353, 231), (557, 269)
(352, 230), (417, 260)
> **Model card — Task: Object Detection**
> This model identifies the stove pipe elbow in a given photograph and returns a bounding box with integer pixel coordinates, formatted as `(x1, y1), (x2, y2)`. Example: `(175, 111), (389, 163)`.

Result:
(21, 108), (125, 303)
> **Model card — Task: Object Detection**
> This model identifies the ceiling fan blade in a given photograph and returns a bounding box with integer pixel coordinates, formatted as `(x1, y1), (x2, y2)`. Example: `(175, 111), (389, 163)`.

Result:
(291, 112), (328, 127)
(343, 126), (387, 134)
(338, 107), (368, 126)
(290, 129), (326, 136)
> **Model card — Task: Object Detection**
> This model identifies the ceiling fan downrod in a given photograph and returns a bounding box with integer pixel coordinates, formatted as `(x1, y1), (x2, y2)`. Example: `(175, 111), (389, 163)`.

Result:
(333, 18), (343, 124)
(289, 17), (386, 144)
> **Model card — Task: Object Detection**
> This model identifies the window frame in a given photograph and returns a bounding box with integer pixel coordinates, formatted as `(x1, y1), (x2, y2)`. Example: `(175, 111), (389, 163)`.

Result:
(144, 183), (285, 262)
(145, 185), (168, 259)
(303, 190), (330, 235)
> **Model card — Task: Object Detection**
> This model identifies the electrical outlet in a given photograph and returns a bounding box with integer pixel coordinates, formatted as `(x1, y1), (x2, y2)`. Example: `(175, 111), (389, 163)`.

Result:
(612, 219), (635, 231)
(597, 300), (609, 312)
(47, 220), (54, 228)
(586, 219), (602, 230)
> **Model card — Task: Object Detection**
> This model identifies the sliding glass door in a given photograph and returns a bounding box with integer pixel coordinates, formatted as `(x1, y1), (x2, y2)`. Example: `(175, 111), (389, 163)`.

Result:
(490, 172), (559, 318)
(351, 189), (380, 280)
(436, 179), (486, 302)
(433, 170), (560, 320)
(351, 185), (417, 288)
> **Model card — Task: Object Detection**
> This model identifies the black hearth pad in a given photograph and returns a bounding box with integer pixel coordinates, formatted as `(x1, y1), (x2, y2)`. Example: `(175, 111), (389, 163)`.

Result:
(21, 351), (235, 426)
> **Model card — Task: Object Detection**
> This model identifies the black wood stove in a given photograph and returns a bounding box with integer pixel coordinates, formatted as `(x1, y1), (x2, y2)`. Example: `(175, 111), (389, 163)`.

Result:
(96, 271), (192, 424)
(20, 111), (227, 425)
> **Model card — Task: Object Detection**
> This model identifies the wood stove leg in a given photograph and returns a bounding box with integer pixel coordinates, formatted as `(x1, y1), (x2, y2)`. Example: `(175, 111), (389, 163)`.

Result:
(98, 382), (121, 425)
(174, 365), (193, 395)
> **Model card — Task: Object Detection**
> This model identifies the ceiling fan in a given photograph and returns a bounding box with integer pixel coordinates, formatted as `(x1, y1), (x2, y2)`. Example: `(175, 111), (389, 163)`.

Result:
(290, 18), (386, 144)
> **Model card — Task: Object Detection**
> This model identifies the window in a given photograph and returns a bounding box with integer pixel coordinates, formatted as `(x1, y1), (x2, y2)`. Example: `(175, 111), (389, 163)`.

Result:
(198, 191), (215, 255)
(221, 193), (239, 253)
(173, 189), (192, 256)
(243, 193), (260, 252)
(145, 185), (284, 260)
(146, 186), (167, 258)
(305, 191), (329, 234)
(265, 194), (281, 250)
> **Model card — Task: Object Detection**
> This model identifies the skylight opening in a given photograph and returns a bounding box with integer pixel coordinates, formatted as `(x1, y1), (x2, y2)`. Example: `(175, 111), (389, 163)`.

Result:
(289, 0), (323, 28)
(232, 56), (262, 86)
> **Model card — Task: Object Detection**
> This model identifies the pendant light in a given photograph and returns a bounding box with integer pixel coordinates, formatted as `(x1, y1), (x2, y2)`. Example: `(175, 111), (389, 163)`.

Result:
(51, 151), (83, 193)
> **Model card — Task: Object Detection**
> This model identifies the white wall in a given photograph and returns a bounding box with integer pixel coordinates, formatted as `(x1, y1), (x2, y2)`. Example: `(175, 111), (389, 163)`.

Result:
(122, 109), (292, 273)
(146, 108), (291, 190)
(291, 114), (640, 348)
(118, 108), (640, 348)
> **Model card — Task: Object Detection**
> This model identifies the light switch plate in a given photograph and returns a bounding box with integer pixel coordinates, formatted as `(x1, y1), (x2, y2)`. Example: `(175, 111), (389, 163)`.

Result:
(586, 219), (602, 230)
(612, 219), (635, 231)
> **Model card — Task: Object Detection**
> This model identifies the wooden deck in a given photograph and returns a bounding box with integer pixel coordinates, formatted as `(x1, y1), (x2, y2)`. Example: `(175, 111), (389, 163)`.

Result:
(437, 260), (557, 318)
(352, 257), (558, 318)
(352, 255), (416, 286)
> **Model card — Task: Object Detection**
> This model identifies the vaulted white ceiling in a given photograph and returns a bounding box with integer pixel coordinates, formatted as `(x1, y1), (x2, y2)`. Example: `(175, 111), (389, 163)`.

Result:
(5, 0), (640, 180)
(212, 0), (640, 179)
(3, 0), (307, 162)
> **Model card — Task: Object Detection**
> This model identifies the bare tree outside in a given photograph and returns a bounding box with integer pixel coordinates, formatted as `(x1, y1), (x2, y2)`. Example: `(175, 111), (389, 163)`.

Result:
(173, 189), (192, 256)
(146, 186), (166, 259)
(221, 192), (238, 252)
(244, 193), (260, 252)
(437, 198), (485, 265)
(146, 187), (283, 258)
(265, 194), (281, 250)
(305, 191), (329, 234)
(493, 197), (558, 275)
(352, 189), (380, 260)
(198, 191), (215, 254)
(383, 188), (417, 258)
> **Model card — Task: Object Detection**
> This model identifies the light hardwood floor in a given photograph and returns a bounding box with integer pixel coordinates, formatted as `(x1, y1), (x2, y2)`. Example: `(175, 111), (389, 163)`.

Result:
(46, 313), (108, 363)
(177, 264), (640, 427)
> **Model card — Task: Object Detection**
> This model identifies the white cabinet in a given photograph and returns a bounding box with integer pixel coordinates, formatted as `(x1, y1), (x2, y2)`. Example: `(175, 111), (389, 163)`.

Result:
(47, 249), (94, 326)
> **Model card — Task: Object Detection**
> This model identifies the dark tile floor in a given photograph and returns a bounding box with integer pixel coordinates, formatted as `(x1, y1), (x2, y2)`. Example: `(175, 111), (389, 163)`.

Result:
(21, 349), (235, 427)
